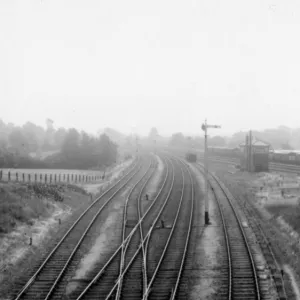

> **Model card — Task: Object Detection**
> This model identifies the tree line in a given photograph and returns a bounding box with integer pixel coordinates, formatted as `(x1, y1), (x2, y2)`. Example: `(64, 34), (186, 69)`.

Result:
(0, 119), (118, 169)
(50, 129), (117, 169)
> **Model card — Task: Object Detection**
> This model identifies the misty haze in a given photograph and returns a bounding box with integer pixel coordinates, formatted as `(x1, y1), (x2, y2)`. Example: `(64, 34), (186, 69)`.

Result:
(1, 1), (300, 300)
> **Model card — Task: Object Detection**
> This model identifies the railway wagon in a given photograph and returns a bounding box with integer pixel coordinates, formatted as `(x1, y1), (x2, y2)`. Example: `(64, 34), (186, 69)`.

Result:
(186, 153), (197, 162)
(207, 147), (242, 158)
(269, 150), (300, 165)
(208, 146), (300, 166)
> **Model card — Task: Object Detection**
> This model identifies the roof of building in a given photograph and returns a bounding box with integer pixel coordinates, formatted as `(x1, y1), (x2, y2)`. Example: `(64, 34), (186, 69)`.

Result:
(272, 149), (300, 155)
(240, 139), (270, 147)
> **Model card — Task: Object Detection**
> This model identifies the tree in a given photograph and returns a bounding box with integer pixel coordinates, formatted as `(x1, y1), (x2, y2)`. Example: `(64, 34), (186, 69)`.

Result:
(280, 142), (293, 150)
(98, 134), (118, 166)
(54, 127), (67, 149)
(209, 136), (226, 147)
(22, 121), (45, 148)
(169, 132), (185, 146)
(8, 129), (28, 154)
(62, 128), (80, 157)
(148, 127), (159, 140)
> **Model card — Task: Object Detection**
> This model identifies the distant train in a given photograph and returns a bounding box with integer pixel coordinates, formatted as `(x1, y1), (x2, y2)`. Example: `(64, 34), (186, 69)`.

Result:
(269, 150), (300, 165)
(207, 147), (300, 166)
(207, 147), (241, 158)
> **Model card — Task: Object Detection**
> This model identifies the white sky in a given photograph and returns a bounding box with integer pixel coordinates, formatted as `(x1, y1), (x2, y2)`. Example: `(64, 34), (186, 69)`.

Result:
(1, 0), (300, 136)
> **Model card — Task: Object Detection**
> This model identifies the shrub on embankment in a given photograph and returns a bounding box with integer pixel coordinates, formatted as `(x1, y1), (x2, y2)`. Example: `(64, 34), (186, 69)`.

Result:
(0, 183), (86, 234)
(0, 183), (48, 233)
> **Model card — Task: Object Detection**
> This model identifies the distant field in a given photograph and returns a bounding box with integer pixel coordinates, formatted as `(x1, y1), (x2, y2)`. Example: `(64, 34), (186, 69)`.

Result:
(0, 168), (104, 183)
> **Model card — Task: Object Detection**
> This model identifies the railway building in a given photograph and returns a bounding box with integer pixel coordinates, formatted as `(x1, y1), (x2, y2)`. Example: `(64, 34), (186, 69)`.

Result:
(240, 140), (270, 172)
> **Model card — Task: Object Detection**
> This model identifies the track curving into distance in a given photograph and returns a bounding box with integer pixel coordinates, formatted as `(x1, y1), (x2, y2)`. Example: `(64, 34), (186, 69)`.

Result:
(197, 163), (261, 300)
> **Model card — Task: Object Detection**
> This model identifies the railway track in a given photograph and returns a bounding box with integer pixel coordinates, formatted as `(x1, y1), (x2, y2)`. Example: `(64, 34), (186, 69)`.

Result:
(217, 179), (288, 300)
(143, 157), (194, 300)
(71, 156), (175, 300)
(11, 156), (152, 300)
(69, 156), (194, 300)
(196, 163), (265, 300)
(67, 156), (161, 300)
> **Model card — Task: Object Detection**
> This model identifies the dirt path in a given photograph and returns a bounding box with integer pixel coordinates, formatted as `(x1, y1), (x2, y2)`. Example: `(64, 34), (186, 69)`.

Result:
(188, 164), (221, 300)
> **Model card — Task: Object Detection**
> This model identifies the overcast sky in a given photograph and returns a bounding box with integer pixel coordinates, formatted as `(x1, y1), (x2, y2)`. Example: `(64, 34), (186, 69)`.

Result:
(1, 0), (300, 136)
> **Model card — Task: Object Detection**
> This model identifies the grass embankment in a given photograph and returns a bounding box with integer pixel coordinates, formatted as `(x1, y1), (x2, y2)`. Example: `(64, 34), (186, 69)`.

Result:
(0, 182), (86, 234)
(0, 183), (48, 234)
(267, 205), (300, 232)
(0, 181), (91, 299)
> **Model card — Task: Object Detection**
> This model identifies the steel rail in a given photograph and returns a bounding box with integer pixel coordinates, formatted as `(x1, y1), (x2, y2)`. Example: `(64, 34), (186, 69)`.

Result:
(169, 157), (195, 300)
(13, 157), (140, 300)
(115, 157), (156, 299)
(196, 162), (232, 299)
(103, 157), (176, 300)
(142, 161), (185, 299)
(104, 156), (171, 300)
(44, 161), (148, 300)
(137, 158), (150, 296)
(74, 156), (175, 300)
(197, 162), (261, 300)
(237, 198), (287, 299)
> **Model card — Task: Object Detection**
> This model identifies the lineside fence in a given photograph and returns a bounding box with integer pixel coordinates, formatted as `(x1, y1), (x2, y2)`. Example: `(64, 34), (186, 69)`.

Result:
(0, 169), (103, 184)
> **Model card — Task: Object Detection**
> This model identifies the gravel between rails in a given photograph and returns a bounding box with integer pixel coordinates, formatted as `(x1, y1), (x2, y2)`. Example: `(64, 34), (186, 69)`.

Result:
(71, 155), (174, 300)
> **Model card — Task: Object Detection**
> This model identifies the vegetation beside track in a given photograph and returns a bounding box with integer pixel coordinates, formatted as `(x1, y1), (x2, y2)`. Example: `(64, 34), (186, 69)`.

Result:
(0, 182), (87, 234)
(0, 158), (136, 299)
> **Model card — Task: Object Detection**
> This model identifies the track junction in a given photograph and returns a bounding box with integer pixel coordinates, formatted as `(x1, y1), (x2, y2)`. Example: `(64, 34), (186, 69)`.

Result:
(9, 153), (280, 300)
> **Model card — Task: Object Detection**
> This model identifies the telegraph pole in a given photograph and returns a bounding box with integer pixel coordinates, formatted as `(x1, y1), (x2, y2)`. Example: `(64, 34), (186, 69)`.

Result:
(202, 119), (221, 225)
(136, 136), (139, 156)
(249, 130), (252, 172)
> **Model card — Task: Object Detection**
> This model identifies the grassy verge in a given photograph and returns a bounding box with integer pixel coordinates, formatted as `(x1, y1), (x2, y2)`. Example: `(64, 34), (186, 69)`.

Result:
(0, 182), (87, 234)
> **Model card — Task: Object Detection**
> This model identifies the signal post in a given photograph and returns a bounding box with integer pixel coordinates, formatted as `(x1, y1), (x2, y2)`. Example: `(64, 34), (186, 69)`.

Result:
(201, 120), (221, 225)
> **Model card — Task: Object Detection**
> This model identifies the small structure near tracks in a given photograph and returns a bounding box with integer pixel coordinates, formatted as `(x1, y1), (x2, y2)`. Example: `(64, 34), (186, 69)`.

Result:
(186, 153), (197, 163)
(240, 132), (270, 172)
